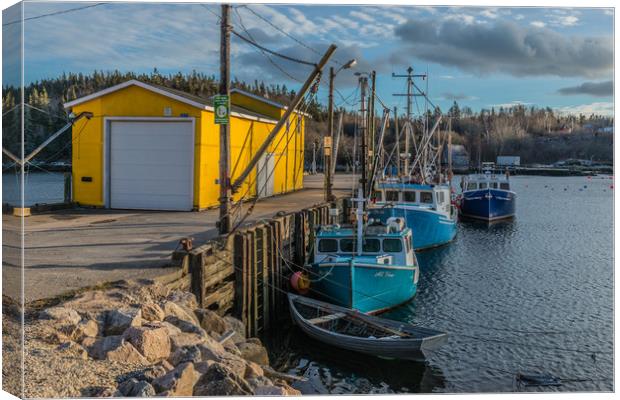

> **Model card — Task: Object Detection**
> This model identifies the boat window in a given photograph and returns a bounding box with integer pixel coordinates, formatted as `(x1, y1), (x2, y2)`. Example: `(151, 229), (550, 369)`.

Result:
(318, 239), (338, 253)
(420, 191), (433, 203)
(403, 191), (416, 202)
(467, 182), (477, 190)
(362, 239), (381, 252)
(479, 182), (488, 189)
(438, 191), (445, 204)
(383, 239), (403, 252)
(385, 190), (399, 201)
(371, 190), (382, 201)
(500, 182), (510, 190)
(340, 239), (356, 252)
(490, 182), (498, 189)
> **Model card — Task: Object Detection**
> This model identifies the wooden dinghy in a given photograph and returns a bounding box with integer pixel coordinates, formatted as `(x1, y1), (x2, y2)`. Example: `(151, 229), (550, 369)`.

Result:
(288, 293), (447, 361)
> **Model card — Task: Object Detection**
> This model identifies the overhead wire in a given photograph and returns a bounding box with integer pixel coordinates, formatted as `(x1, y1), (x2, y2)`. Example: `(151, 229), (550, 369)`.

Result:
(233, 8), (303, 83)
(3, 3), (106, 26)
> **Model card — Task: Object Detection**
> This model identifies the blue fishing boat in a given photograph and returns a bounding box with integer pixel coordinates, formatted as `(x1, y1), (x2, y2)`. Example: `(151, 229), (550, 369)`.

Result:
(368, 180), (458, 250)
(307, 190), (420, 314)
(460, 162), (516, 221)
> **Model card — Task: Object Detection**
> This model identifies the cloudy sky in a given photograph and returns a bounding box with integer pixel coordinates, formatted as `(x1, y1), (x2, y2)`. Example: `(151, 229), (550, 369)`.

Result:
(2, 2), (615, 116)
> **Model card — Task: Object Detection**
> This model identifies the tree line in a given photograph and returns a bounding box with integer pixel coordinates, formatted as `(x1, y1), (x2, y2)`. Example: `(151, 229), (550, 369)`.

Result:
(2, 70), (613, 168)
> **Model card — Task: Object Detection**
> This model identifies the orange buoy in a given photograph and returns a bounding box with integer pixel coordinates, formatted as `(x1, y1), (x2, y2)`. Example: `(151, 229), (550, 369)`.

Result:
(290, 271), (310, 294)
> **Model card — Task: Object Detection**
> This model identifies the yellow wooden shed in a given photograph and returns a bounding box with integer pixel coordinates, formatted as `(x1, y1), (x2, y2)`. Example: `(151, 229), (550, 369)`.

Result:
(64, 80), (305, 211)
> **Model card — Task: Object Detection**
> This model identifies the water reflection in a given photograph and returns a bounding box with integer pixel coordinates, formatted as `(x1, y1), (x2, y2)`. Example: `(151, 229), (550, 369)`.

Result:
(281, 326), (446, 394)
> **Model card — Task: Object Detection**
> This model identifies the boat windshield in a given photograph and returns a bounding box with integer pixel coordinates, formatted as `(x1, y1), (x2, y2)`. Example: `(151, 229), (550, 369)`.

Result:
(500, 182), (510, 190)
(403, 191), (416, 202)
(385, 190), (399, 202)
(383, 239), (402, 252)
(318, 238), (338, 253)
(420, 191), (433, 203)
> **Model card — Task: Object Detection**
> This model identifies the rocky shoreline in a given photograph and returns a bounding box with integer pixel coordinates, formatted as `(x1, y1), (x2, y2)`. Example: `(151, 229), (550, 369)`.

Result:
(5, 279), (301, 397)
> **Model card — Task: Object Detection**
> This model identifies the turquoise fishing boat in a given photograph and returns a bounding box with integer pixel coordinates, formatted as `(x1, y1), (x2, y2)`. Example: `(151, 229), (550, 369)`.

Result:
(307, 189), (420, 314)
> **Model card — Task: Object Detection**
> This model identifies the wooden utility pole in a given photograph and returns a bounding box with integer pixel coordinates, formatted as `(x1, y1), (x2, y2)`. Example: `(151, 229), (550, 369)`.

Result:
(325, 66), (335, 201)
(218, 4), (232, 235)
(359, 75), (368, 198)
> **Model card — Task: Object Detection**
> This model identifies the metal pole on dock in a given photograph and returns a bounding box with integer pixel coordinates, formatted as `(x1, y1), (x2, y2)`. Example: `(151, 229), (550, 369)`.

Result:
(218, 4), (232, 235)
(394, 107), (400, 177)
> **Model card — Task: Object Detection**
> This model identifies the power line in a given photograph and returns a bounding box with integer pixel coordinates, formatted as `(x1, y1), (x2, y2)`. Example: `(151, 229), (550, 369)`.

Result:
(3, 3), (106, 26)
(231, 29), (316, 67)
(233, 8), (302, 83)
(238, 5), (345, 68)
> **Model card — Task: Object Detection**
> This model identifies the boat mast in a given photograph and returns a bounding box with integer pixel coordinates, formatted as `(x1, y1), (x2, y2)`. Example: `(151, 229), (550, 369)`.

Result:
(354, 187), (365, 255)
(358, 74), (368, 198)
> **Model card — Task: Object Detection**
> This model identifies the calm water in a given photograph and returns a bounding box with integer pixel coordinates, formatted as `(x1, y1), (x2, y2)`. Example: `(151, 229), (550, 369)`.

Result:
(281, 175), (614, 393)
(2, 171), (66, 206)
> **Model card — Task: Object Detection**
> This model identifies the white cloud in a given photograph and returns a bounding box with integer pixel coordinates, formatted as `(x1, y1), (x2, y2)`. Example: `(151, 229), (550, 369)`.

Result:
(603, 9), (613, 16)
(530, 21), (546, 28)
(514, 14), (525, 20)
(444, 13), (475, 25)
(481, 9), (499, 19)
(557, 15), (579, 26)
(440, 75), (455, 79)
(349, 10), (375, 23)
(490, 101), (532, 108)
(556, 102), (614, 116)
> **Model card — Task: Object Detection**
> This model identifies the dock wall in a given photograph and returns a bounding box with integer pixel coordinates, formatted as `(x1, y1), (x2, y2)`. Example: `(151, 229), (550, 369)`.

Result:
(174, 198), (347, 337)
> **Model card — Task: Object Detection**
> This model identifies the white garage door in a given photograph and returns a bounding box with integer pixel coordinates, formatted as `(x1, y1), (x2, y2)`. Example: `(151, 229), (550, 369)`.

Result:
(109, 120), (194, 211)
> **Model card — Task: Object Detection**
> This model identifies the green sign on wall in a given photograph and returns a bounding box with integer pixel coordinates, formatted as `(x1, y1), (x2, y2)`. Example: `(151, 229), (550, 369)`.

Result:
(214, 95), (230, 125)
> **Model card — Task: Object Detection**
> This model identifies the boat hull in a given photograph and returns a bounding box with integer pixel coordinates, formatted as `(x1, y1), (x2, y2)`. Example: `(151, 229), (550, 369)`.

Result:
(309, 261), (417, 314)
(369, 206), (457, 250)
(288, 294), (448, 361)
(460, 189), (516, 221)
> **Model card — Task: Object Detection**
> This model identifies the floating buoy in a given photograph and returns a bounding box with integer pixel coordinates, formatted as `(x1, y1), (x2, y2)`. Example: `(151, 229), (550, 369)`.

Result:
(610, 185), (614, 189)
(583, 185), (588, 189)
(290, 271), (310, 294)
(563, 188), (567, 191)
(587, 176), (592, 180)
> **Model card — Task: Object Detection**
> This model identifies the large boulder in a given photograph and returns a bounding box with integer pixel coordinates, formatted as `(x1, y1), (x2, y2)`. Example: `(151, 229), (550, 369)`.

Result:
(140, 302), (165, 322)
(39, 306), (81, 326)
(166, 290), (198, 310)
(163, 315), (205, 335)
(106, 341), (148, 364)
(168, 345), (202, 366)
(196, 335), (227, 362)
(161, 301), (199, 326)
(195, 308), (227, 335)
(169, 332), (204, 352)
(237, 338), (269, 366)
(104, 309), (141, 336)
(193, 363), (252, 396)
(57, 341), (88, 360)
(152, 362), (199, 396)
(116, 378), (155, 397)
(84, 335), (147, 364)
(223, 316), (246, 343)
(60, 319), (99, 342)
(123, 325), (171, 362)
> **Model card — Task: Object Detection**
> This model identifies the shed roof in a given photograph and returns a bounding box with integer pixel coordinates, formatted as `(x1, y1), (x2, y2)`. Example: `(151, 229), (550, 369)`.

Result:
(230, 88), (311, 118)
(63, 80), (278, 124)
